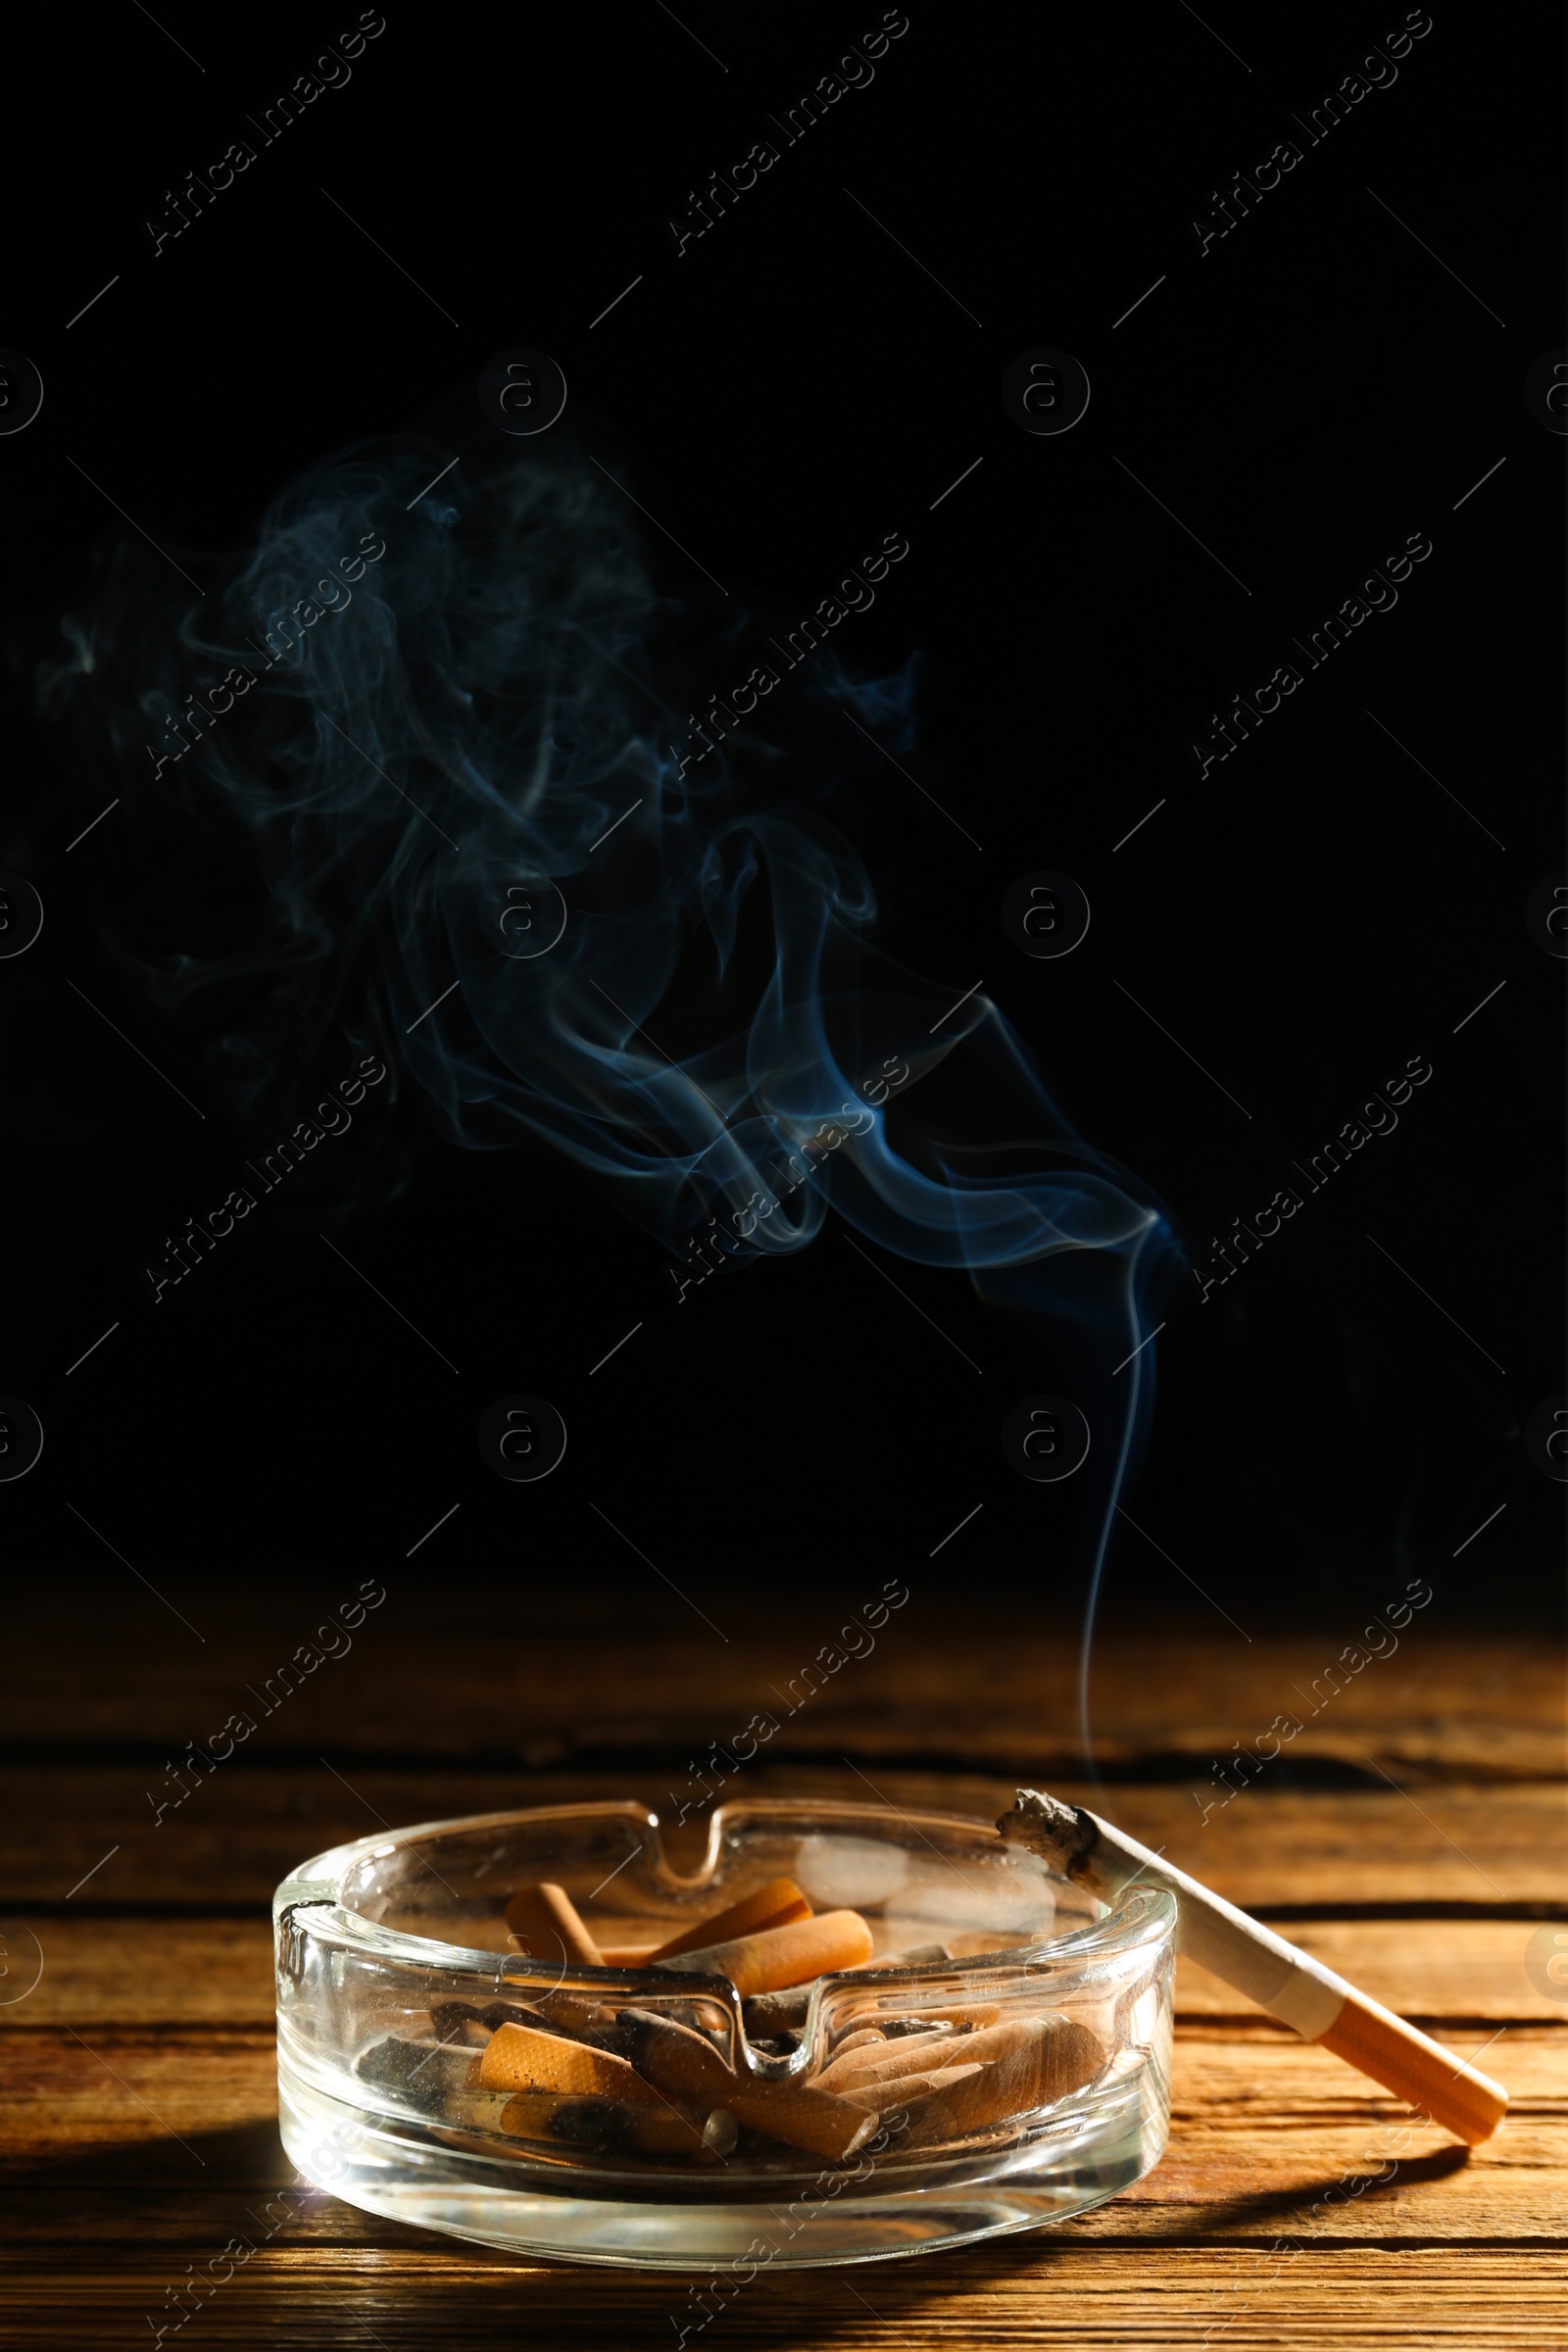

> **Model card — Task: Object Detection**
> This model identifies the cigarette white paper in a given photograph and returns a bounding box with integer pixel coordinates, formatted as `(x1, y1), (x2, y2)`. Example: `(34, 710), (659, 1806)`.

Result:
(1083, 1812), (1347, 2037)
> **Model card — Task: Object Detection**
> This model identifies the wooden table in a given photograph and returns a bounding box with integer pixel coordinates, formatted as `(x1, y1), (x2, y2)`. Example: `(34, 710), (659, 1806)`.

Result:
(2, 1587), (1562, 2347)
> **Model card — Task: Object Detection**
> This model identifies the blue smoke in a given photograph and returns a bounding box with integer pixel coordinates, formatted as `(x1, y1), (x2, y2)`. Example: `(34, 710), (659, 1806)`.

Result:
(41, 436), (1181, 1758)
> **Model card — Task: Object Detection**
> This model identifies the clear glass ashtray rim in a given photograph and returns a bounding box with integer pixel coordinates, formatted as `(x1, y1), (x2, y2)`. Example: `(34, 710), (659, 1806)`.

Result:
(271, 1793), (1179, 2010)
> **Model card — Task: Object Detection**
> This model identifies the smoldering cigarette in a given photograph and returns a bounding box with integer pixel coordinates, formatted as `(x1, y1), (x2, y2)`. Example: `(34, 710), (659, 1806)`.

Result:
(618, 2007), (877, 2162)
(504, 1881), (604, 1969)
(642, 1877), (812, 1964)
(997, 1786), (1508, 2146)
(653, 1908), (873, 1994)
(477, 2019), (661, 2102)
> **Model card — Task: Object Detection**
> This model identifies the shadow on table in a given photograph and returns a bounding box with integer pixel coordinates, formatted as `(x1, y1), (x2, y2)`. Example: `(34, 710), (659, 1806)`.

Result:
(0, 2118), (1478, 2348)
(1098, 2139), (1474, 2243)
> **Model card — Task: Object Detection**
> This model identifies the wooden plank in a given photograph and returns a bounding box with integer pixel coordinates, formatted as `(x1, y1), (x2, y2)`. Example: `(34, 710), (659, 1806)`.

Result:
(2, 1765), (1559, 1910)
(2, 1916), (1561, 2033)
(1176, 1920), (1567, 2023)
(4, 1595), (1559, 1779)
(0, 2246), (1563, 2352)
(0, 1920), (271, 2028)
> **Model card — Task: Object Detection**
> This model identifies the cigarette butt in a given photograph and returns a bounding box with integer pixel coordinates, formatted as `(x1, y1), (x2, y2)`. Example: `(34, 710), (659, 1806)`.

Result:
(901, 2016), (1104, 2147)
(598, 1946), (662, 1969)
(504, 1882), (604, 1968)
(477, 2019), (661, 2102)
(500, 2089), (714, 2158)
(478, 1999), (560, 2033)
(643, 1878), (812, 1964)
(354, 2034), (476, 2106)
(655, 1908), (873, 1994)
(818, 2029), (966, 2095)
(727, 2083), (879, 2162)
(749, 2031), (804, 2061)
(618, 2009), (735, 2103)
(618, 2007), (877, 2163)
(845, 1941), (954, 1971)
(743, 1986), (811, 2036)
(495, 2087), (579, 2141)
(822, 2026), (887, 2070)
(427, 1999), (484, 2040)
(431, 2087), (524, 2156)
(534, 1989), (621, 2039)
(881, 2060), (985, 2108)
(414, 2005), (492, 2051)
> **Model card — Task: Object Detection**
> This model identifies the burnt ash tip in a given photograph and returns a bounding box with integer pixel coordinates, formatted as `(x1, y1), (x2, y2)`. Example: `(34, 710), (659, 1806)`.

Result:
(996, 1788), (1095, 1873)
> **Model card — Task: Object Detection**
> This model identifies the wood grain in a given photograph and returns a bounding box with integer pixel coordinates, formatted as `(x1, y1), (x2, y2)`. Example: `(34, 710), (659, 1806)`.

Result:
(5, 1596), (1558, 1777)
(2, 1764), (1557, 1910)
(3, 2249), (1565, 2352)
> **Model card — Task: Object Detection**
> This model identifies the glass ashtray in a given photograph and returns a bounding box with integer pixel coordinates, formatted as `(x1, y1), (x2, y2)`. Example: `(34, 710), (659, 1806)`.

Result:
(274, 1796), (1174, 2268)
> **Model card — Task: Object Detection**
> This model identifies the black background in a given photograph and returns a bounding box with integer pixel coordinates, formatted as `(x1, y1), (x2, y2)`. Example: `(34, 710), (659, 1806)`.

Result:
(2, 1), (1560, 1642)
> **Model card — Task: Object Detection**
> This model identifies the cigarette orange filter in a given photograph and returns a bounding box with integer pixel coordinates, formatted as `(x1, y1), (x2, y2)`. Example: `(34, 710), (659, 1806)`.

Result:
(477, 2020), (659, 2102)
(504, 1881), (605, 1969)
(643, 1877), (812, 1963)
(654, 1907), (872, 1994)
